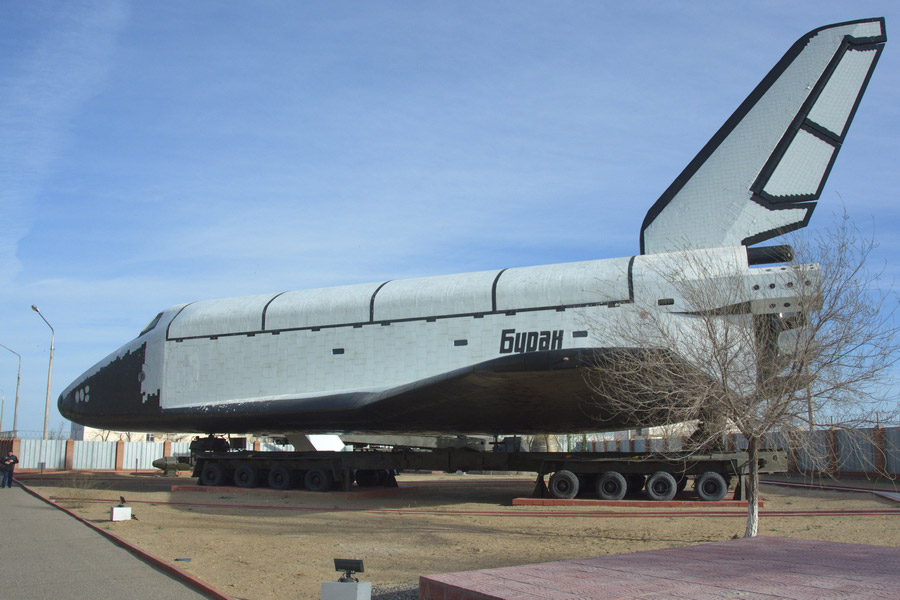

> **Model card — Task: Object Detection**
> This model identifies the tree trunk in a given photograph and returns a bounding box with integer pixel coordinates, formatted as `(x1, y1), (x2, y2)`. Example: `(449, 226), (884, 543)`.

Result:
(744, 436), (759, 537)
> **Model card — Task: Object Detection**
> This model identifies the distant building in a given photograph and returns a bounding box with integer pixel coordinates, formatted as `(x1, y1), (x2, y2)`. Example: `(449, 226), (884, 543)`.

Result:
(72, 423), (198, 443)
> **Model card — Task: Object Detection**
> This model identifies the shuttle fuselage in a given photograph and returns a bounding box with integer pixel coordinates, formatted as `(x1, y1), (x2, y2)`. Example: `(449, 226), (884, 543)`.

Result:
(59, 247), (807, 434)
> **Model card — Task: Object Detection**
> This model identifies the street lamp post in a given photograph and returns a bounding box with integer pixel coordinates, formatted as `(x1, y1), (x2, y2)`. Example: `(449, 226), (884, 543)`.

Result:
(0, 344), (21, 437)
(32, 306), (55, 441)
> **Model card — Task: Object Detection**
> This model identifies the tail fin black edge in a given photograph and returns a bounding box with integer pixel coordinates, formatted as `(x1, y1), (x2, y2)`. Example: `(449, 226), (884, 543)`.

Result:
(639, 18), (886, 255)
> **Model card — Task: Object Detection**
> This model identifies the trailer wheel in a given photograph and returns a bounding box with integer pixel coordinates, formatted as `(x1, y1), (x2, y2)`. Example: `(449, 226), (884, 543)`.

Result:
(696, 472), (728, 501)
(304, 467), (334, 493)
(646, 471), (677, 501)
(199, 462), (228, 487)
(267, 465), (296, 490)
(233, 464), (261, 488)
(595, 471), (627, 500)
(548, 470), (579, 499)
(625, 474), (645, 495)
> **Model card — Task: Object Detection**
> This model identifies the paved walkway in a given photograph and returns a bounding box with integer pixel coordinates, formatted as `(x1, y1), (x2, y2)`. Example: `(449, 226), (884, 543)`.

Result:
(0, 482), (219, 599)
(420, 536), (900, 599)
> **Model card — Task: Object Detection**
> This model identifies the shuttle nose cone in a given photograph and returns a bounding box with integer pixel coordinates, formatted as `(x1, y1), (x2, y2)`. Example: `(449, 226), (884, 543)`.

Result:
(58, 376), (96, 423)
(58, 342), (151, 429)
(58, 389), (76, 420)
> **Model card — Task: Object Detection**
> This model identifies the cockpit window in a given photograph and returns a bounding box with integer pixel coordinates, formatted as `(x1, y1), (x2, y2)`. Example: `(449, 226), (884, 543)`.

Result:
(140, 313), (163, 336)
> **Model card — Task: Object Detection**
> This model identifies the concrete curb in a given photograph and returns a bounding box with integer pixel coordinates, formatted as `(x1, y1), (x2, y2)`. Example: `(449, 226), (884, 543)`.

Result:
(18, 482), (235, 600)
(761, 478), (900, 504)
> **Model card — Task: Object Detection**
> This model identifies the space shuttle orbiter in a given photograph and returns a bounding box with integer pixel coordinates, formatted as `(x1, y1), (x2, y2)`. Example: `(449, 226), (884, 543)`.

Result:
(59, 19), (886, 435)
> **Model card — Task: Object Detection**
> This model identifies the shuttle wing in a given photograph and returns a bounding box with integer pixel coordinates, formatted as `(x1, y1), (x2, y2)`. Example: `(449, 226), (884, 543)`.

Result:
(640, 18), (886, 255)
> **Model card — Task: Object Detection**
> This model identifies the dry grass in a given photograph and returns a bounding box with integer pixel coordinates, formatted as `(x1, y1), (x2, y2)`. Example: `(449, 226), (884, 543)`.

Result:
(56, 472), (108, 509)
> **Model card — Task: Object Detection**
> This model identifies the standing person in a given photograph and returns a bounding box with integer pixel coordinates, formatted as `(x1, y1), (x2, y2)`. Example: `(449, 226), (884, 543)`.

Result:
(1, 450), (18, 488)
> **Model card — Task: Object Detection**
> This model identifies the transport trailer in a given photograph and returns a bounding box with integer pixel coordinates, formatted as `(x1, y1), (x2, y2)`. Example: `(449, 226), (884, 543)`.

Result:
(188, 444), (788, 502)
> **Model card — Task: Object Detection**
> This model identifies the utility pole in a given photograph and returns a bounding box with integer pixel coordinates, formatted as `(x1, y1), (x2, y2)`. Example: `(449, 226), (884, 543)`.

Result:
(32, 306), (55, 440)
(0, 344), (21, 436)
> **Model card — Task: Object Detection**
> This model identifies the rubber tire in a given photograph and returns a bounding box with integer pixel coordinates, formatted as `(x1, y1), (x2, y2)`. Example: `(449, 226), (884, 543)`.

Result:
(233, 464), (261, 488)
(304, 467), (334, 493)
(199, 462), (228, 487)
(625, 474), (645, 495)
(645, 471), (678, 501)
(267, 465), (296, 490)
(548, 470), (580, 499)
(595, 471), (627, 500)
(696, 471), (729, 502)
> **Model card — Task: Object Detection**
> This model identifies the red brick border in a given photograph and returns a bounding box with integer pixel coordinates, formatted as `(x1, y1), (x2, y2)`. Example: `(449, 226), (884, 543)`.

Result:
(171, 483), (409, 499)
(513, 497), (761, 507)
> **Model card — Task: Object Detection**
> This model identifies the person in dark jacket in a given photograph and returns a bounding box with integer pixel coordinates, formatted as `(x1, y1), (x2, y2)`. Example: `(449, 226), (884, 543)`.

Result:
(1, 451), (18, 488)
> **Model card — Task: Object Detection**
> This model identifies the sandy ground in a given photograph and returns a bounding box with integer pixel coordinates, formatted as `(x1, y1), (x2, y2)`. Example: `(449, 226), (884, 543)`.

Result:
(20, 471), (900, 600)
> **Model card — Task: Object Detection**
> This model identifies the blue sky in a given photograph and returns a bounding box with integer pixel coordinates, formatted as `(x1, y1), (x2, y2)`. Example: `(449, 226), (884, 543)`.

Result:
(2, 1), (898, 435)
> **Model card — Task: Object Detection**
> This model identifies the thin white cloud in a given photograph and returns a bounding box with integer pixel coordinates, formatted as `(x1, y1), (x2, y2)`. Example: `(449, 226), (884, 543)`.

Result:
(3, 2), (898, 435)
(0, 1), (128, 284)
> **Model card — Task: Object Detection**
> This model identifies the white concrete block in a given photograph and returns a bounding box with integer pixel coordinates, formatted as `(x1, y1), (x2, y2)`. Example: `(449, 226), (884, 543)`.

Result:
(110, 506), (131, 521)
(321, 581), (371, 600)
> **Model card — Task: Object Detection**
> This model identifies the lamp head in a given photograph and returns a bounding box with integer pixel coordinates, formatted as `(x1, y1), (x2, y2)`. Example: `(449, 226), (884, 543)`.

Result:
(334, 558), (364, 582)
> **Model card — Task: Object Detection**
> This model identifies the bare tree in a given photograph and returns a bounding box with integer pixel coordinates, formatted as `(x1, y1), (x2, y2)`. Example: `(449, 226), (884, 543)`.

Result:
(48, 422), (68, 440)
(586, 214), (899, 537)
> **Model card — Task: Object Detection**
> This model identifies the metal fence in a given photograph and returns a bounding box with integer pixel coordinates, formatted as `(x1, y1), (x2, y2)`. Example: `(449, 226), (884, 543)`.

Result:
(3, 427), (899, 475)
(11, 440), (199, 470)
(0, 430), (46, 440)
(886, 428), (900, 474)
(3, 439), (291, 472)
(122, 442), (165, 471)
(793, 430), (828, 472)
(72, 441), (116, 470)
(576, 426), (900, 477)
(18, 439), (67, 470)
(171, 441), (192, 457)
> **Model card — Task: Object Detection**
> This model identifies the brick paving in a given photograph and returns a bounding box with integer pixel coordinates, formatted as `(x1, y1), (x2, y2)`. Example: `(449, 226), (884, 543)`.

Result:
(419, 536), (900, 599)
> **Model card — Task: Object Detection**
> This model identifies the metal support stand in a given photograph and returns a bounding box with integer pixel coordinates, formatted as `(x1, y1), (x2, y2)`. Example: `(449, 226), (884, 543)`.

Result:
(531, 470), (548, 498)
(733, 474), (748, 501)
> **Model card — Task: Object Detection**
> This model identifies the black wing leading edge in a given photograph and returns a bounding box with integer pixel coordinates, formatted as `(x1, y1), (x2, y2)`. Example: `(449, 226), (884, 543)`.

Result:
(641, 18), (886, 255)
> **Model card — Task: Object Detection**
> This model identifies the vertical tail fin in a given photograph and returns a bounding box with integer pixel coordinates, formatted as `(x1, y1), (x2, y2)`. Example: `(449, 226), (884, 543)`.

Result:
(641, 18), (886, 255)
